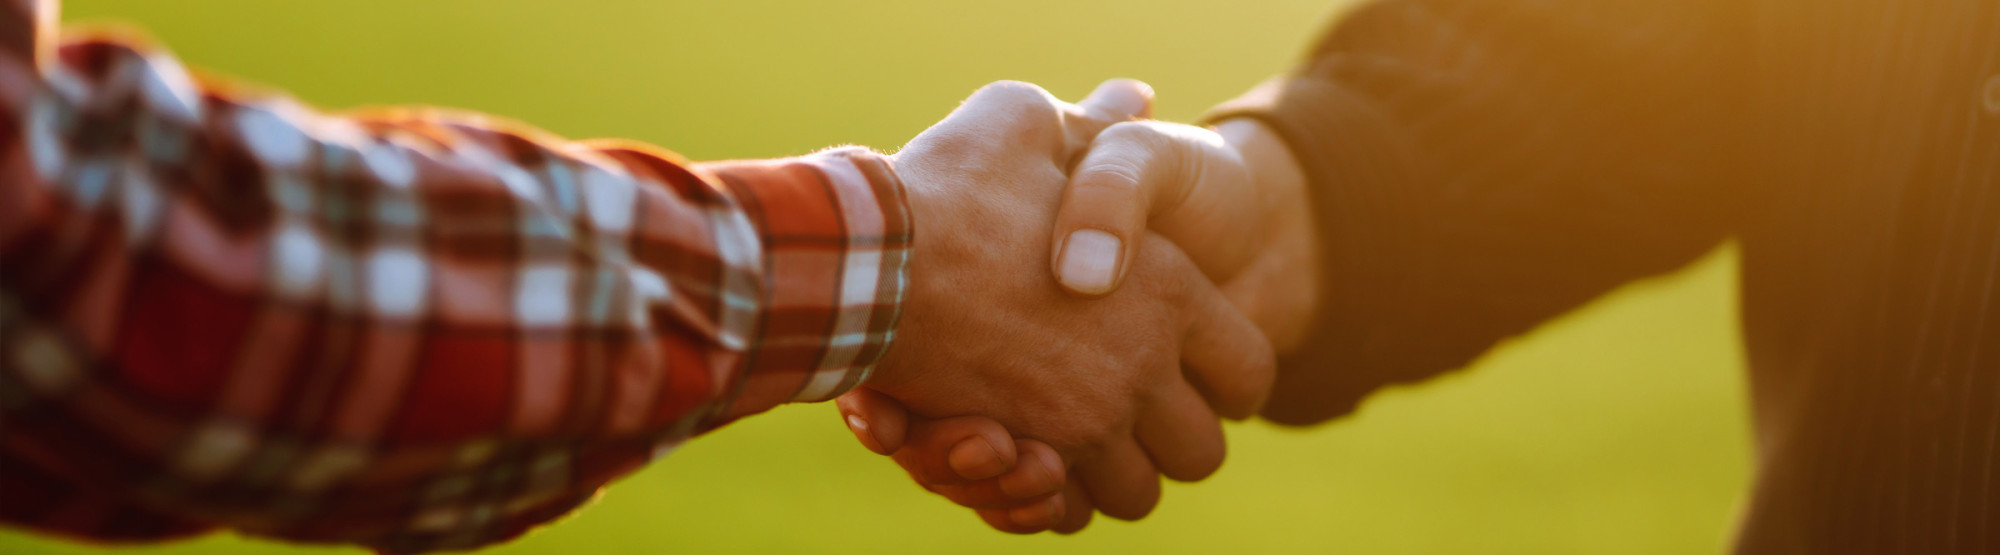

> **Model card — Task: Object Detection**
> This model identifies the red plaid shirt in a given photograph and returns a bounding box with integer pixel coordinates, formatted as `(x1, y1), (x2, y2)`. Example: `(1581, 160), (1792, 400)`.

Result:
(0, 1), (913, 552)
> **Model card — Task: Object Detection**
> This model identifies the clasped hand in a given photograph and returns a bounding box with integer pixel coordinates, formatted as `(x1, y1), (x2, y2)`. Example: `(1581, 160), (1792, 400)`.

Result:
(831, 80), (1320, 533)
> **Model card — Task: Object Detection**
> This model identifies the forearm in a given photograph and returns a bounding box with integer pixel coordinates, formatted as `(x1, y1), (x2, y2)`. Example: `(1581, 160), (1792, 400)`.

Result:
(1205, 0), (1753, 423)
(694, 150), (913, 424)
(0, 2), (908, 549)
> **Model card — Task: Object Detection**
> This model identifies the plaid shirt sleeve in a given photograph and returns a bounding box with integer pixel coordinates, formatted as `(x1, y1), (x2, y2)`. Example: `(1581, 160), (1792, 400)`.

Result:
(0, 1), (913, 552)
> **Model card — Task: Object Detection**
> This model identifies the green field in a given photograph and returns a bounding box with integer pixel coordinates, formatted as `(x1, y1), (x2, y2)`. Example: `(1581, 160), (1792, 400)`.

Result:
(3, 1), (1753, 553)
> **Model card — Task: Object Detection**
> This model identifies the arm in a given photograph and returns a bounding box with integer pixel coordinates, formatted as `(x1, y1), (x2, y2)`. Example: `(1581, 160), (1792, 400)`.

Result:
(1203, 0), (1759, 424)
(834, 0), (1759, 530)
(0, 0), (904, 550)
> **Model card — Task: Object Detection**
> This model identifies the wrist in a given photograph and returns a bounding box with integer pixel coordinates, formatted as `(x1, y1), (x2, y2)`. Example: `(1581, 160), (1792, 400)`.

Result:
(698, 148), (915, 410)
(866, 151), (939, 390)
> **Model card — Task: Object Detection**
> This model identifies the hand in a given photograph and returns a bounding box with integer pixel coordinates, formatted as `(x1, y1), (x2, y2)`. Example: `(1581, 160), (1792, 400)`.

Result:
(852, 80), (1277, 532)
(1052, 118), (1321, 352)
(838, 115), (1324, 533)
(1057, 117), (1328, 420)
(837, 388), (1070, 533)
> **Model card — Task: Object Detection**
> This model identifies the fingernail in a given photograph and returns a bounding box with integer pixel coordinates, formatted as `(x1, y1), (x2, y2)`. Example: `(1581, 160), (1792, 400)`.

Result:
(846, 414), (884, 454)
(1058, 229), (1122, 295)
(948, 437), (1007, 480)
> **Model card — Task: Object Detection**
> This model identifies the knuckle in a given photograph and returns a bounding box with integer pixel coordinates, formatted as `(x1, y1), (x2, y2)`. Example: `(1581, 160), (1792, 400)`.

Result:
(971, 81), (1059, 115)
(953, 81), (1063, 150)
(1074, 154), (1146, 192)
(975, 80), (1050, 99)
(1077, 123), (1173, 188)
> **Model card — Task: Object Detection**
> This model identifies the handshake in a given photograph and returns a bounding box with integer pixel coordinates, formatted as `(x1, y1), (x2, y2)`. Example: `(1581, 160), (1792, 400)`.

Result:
(0, 17), (1328, 545)
(832, 79), (1321, 533)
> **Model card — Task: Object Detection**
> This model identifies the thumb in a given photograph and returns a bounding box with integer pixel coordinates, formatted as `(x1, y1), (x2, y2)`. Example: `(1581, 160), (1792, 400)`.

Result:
(836, 387), (911, 455)
(1050, 121), (1258, 296)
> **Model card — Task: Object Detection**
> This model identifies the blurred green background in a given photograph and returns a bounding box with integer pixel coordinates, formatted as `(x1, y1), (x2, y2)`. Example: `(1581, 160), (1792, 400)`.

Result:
(3, 0), (1752, 553)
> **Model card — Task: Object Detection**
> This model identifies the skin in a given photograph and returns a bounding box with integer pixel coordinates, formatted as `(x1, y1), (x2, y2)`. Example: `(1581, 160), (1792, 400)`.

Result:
(850, 81), (1284, 532)
(840, 114), (1321, 533)
(1204, 117), (1320, 354)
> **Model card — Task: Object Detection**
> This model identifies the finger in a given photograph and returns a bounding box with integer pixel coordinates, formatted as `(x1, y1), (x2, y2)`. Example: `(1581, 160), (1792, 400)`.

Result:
(835, 388), (910, 455)
(926, 438), (1068, 509)
(1076, 437), (1163, 521)
(1051, 121), (1257, 297)
(930, 480), (1059, 510)
(1007, 494), (1066, 532)
(1000, 440), (1067, 499)
(976, 508), (1029, 534)
(1053, 476), (1096, 534)
(1179, 274), (1278, 420)
(893, 416), (1020, 485)
(974, 491), (1064, 535)
(1078, 78), (1154, 120)
(1134, 380), (1227, 482)
(1061, 79), (1155, 155)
